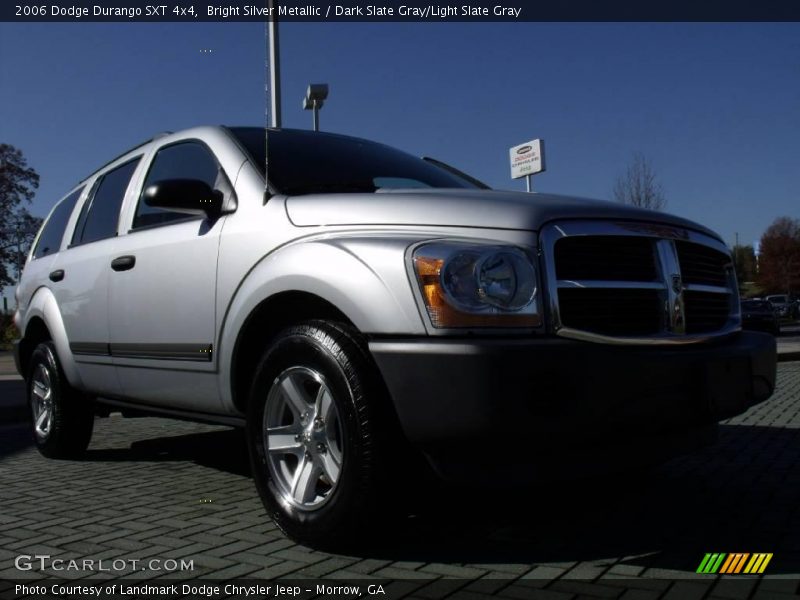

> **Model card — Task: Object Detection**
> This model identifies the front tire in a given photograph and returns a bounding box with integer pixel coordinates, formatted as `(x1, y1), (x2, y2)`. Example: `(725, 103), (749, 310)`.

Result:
(246, 321), (390, 547)
(26, 342), (94, 458)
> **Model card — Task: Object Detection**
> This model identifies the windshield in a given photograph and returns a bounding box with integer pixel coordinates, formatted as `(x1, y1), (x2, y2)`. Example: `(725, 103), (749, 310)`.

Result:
(226, 127), (479, 195)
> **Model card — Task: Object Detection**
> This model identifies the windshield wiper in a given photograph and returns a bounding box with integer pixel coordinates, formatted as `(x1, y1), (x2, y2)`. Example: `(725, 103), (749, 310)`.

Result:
(282, 181), (377, 195)
(422, 156), (491, 189)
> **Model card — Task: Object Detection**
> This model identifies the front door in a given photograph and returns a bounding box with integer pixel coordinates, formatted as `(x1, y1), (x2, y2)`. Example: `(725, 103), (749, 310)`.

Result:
(107, 140), (230, 412)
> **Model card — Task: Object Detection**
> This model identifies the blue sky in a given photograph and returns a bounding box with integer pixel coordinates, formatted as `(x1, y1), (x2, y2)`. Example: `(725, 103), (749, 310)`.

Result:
(1, 22), (798, 257)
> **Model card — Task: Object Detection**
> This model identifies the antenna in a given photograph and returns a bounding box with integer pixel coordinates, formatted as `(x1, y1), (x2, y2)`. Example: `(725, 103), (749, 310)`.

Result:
(264, 0), (281, 200)
(264, 9), (271, 196)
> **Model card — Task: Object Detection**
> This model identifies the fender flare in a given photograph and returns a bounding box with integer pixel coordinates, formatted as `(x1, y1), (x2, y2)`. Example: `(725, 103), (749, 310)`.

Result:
(217, 240), (425, 410)
(22, 286), (84, 388)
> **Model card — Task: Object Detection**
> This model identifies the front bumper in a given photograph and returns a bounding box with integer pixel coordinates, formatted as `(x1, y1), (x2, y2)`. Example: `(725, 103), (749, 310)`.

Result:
(370, 331), (776, 481)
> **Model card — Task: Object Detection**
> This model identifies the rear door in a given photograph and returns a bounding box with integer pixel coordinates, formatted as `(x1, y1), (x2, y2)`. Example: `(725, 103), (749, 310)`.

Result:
(19, 185), (85, 312)
(50, 155), (144, 396)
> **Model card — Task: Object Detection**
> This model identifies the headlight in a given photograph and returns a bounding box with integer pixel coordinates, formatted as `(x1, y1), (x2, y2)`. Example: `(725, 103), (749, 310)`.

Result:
(412, 242), (539, 328)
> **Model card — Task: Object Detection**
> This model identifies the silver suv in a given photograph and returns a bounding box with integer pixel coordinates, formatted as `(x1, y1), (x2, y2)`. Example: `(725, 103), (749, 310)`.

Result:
(14, 126), (776, 545)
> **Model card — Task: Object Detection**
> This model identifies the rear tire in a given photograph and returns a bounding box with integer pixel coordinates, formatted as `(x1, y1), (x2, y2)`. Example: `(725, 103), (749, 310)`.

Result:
(26, 342), (94, 458)
(246, 320), (396, 548)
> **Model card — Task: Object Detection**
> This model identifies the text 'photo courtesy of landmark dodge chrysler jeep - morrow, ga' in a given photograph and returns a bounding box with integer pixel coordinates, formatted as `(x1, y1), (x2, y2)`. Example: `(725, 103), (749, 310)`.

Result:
(14, 126), (777, 545)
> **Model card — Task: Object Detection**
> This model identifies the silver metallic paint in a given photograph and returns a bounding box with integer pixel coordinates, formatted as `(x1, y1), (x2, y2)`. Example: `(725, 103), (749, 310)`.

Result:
(15, 125), (739, 419)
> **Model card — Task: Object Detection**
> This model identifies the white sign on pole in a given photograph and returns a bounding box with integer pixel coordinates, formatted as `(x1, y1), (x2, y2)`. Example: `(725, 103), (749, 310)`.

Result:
(509, 139), (546, 179)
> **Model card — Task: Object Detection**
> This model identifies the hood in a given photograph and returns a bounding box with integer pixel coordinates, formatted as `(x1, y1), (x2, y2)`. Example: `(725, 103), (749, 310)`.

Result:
(285, 188), (720, 239)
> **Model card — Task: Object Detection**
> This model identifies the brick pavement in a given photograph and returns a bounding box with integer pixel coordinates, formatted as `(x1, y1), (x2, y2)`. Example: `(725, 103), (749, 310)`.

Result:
(0, 365), (799, 598)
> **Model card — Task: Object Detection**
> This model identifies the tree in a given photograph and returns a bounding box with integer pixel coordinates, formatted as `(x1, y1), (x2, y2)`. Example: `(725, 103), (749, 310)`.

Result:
(757, 216), (800, 296)
(0, 144), (42, 287)
(612, 152), (666, 211)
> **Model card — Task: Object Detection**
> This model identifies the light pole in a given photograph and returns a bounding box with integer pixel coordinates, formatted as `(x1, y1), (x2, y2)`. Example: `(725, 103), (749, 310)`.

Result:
(303, 84), (329, 131)
(267, 0), (281, 128)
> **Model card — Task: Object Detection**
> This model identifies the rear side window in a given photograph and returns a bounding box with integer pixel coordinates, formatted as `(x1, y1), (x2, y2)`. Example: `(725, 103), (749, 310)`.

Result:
(32, 187), (83, 259)
(133, 142), (220, 229)
(73, 157), (140, 245)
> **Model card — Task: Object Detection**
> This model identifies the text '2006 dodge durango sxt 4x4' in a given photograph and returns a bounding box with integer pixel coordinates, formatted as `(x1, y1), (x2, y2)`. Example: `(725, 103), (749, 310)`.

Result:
(14, 126), (776, 545)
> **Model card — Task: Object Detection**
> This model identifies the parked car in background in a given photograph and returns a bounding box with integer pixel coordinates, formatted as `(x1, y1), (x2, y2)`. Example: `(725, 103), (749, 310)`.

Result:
(789, 296), (800, 320)
(766, 294), (798, 320)
(741, 299), (780, 336)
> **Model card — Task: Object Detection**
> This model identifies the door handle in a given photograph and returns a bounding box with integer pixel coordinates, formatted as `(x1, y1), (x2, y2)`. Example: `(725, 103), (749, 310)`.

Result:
(111, 255), (136, 272)
(49, 270), (65, 282)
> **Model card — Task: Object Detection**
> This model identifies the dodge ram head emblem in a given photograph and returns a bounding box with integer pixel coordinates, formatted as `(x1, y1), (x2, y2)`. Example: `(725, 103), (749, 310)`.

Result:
(671, 274), (683, 294)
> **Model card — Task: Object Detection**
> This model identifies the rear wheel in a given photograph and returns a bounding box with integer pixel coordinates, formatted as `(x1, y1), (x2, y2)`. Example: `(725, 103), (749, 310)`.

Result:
(246, 321), (393, 547)
(26, 342), (94, 458)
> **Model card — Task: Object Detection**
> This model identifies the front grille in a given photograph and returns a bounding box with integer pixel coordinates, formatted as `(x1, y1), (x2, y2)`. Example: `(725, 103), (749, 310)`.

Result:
(676, 241), (731, 286)
(558, 288), (662, 336)
(544, 221), (738, 341)
(555, 236), (657, 281)
(684, 291), (731, 333)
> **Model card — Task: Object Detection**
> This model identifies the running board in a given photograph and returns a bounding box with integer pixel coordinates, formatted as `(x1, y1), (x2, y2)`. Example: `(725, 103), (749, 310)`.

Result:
(94, 397), (246, 428)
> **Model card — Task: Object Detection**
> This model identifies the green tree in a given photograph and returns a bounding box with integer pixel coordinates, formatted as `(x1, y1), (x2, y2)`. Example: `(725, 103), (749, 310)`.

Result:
(0, 144), (42, 287)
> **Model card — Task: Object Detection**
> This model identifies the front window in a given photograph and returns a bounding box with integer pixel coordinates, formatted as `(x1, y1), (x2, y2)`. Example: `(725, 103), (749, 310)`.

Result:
(133, 141), (220, 229)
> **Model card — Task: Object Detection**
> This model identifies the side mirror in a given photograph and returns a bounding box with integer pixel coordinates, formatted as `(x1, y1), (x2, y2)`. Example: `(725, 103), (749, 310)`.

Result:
(143, 179), (224, 219)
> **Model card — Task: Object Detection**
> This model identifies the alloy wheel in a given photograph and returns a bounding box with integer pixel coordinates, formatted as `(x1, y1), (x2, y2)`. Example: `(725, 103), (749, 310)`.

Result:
(263, 366), (344, 510)
(30, 364), (54, 441)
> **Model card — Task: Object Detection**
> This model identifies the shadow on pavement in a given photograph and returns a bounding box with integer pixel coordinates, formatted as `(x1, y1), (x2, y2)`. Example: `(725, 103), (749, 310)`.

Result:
(0, 379), (33, 460)
(363, 423), (800, 574)
(0, 423), (33, 460)
(0, 379), (27, 424)
(83, 426), (252, 477)
(70, 420), (800, 574)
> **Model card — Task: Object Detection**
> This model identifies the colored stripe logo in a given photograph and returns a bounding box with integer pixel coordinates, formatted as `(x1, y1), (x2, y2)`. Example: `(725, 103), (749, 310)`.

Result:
(696, 553), (773, 574)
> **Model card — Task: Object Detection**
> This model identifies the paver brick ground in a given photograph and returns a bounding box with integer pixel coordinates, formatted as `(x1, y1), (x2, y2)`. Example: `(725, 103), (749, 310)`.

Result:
(1, 364), (800, 598)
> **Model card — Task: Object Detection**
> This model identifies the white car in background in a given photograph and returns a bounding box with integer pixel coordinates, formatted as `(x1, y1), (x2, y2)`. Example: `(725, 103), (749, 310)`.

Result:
(766, 294), (796, 319)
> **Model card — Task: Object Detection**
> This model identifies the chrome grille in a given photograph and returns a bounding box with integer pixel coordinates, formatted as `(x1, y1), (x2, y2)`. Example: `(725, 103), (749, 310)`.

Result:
(684, 291), (731, 333)
(542, 221), (740, 344)
(555, 236), (657, 282)
(557, 288), (662, 336)
(675, 241), (729, 286)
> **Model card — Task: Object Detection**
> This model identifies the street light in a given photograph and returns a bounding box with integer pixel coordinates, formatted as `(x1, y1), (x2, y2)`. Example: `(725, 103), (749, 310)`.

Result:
(303, 84), (329, 132)
(267, 0), (281, 128)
